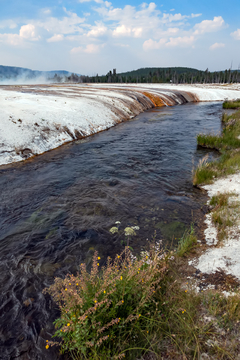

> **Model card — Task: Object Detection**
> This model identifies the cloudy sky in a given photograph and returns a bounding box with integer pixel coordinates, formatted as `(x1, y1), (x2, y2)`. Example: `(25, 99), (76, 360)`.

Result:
(0, 0), (240, 75)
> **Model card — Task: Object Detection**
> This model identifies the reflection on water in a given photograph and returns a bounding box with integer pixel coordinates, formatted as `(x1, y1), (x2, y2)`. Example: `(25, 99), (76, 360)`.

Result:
(0, 102), (222, 359)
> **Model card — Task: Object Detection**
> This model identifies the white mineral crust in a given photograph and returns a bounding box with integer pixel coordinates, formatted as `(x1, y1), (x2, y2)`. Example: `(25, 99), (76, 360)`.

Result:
(0, 83), (240, 166)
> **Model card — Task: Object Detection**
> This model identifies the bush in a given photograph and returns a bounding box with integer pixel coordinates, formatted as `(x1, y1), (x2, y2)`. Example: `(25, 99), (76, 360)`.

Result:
(44, 246), (169, 359)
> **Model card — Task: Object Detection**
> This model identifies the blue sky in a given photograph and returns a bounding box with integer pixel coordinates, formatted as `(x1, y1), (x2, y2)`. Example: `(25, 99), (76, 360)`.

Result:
(0, 0), (239, 75)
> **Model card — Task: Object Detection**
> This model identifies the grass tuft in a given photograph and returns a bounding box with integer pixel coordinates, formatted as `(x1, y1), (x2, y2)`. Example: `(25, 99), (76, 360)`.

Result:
(177, 224), (197, 257)
(223, 99), (240, 109)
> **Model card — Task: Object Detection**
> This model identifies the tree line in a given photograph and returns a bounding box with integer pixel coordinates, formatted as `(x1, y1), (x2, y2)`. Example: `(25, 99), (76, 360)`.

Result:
(52, 67), (240, 84)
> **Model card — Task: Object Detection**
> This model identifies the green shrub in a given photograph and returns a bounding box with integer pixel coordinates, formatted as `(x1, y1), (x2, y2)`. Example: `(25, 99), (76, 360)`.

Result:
(44, 246), (169, 359)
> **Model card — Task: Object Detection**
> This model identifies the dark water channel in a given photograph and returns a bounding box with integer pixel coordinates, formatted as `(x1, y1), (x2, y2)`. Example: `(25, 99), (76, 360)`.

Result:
(0, 102), (223, 359)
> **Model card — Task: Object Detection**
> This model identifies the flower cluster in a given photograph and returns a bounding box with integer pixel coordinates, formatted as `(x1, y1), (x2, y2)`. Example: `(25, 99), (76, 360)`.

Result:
(43, 245), (168, 359)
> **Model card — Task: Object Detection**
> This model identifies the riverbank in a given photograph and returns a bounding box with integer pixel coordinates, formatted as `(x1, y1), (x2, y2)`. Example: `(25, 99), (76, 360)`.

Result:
(0, 83), (240, 167)
(174, 104), (240, 359)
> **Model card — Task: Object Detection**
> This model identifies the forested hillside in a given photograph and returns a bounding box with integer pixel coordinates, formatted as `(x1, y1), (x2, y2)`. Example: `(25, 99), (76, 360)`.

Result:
(0, 65), (239, 84)
(95, 67), (240, 84)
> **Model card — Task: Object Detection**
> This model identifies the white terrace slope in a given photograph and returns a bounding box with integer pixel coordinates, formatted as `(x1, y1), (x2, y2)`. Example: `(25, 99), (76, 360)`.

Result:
(0, 83), (239, 166)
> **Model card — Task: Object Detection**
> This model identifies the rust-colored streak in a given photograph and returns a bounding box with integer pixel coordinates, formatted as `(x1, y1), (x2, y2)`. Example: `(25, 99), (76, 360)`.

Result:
(185, 91), (199, 102)
(141, 91), (170, 107)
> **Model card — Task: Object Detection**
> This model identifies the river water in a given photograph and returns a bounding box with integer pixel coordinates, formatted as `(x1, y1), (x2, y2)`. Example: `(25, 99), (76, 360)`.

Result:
(0, 101), (222, 359)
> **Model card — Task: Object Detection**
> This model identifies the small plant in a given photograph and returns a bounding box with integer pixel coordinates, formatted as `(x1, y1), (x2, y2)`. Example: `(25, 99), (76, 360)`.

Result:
(193, 154), (216, 185)
(209, 192), (239, 242)
(177, 224), (197, 257)
(109, 222), (140, 247)
(43, 246), (168, 359)
(209, 193), (230, 208)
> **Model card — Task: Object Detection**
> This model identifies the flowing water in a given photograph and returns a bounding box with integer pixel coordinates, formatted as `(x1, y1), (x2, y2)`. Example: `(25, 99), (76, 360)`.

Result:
(0, 101), (222, 359)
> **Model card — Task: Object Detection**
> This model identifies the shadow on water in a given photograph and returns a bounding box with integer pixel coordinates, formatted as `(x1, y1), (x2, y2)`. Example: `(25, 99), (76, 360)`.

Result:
(0, 101), (223, 359)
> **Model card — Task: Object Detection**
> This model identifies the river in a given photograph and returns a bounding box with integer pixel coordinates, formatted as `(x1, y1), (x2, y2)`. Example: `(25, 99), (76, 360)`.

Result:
(0, 101), (222, 359)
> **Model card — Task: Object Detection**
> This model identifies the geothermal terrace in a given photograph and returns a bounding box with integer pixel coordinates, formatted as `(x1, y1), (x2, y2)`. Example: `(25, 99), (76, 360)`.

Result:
(0, 83), (240, 166)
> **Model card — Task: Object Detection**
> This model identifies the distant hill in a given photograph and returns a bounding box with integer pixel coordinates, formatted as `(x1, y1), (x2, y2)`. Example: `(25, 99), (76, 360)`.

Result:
(98, 66), (240, 84)
(0, 65), (74, 82)
(118, 67), (201, 77)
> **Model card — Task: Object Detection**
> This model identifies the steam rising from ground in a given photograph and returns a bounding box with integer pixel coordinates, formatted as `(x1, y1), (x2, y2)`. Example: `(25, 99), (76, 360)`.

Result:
(0, 75), (55, 85)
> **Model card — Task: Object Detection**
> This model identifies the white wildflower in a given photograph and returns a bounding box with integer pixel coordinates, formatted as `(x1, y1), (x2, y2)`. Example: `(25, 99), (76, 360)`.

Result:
(131, 226), (140, 231)
(109, 227), (118, 234)
(124, 227), (136, 236)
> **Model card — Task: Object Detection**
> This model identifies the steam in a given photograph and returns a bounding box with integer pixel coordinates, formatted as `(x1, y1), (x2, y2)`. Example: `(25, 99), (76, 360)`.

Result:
(0, 66), (71, 85)
(0, 75), (56, 85)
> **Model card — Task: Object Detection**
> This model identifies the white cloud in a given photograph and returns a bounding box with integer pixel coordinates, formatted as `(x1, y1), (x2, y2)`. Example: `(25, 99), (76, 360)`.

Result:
(71, 43), (104, 54)
(96, 2), (158, 23)
(42, 8), (51, 15)
(37, 9), (85, 35)
(94, 3), (203, 43)
(0, 33), (23, 46)
(105, 1), (112, 7)
(162, 12), (201, 24)
(162, 13), (187, 23)
(47, 34), (64, 42)
(95, 3), (161, 39)
(0, 7), (87, 48)
(231, 29), (240, 40)
(112, 24), (131, 36)
(0, 24), (40, 46)
(84, 43), (102, 53)
(165, 35), (195, 47)
(112, 24), (143, 38)
(143, 35), (195, 50)
(87, 22), (108, 37)
(191, 13), (202, 18)
(0, 20), (17, 29)
(143, 38), (167, 50)
(71, 46), (83, 53)
(166, 27), (179, 34)
(194, 16), (225, 35)
(19, 24), (39, 40)
(210, 42), (225, 50)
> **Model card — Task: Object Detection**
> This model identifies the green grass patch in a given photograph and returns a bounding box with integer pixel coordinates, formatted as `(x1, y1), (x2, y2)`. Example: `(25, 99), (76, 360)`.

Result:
(193, 109), (240, 185)
(223, 99), (240, 109)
